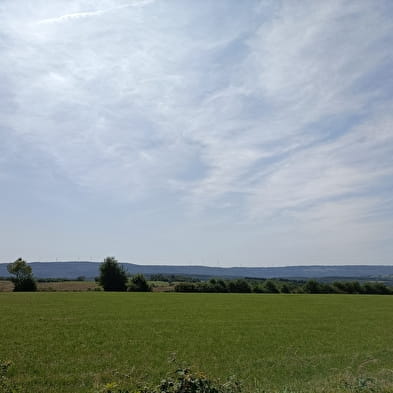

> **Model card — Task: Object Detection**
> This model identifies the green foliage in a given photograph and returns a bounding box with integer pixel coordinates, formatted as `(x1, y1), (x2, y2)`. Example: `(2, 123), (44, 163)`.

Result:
(333, 281), (362, 294)
(174, 282), (198, 292)
(98, 257), (127, 291)
(341, 376), (379, 393)
(173, 277), (393, 295)
(142, 367), (241, 393)
(302, 280), (334, 294)
(303, 280), (321, 293)
(264, 280), (279, 293)
(95, 366), (241, 393)
(127, 274), (151, 292)
(280, 284), (291, 293)
(362, 282), (392, 295)
(174, 279), (253, 293)
(208, 279), (228, 293)
(0, 361), (20, 393)
(150, 274), (201, 283)
(227, 279), (252, 293)
(197, 279), (227, 293)
(7, 258), (37, 292)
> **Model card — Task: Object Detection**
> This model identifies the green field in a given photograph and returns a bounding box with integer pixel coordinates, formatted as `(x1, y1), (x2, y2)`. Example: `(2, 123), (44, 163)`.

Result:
(1, 293), (393, 393)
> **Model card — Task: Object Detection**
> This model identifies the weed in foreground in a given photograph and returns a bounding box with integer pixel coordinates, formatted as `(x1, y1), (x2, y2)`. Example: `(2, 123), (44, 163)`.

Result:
(95, 366), (241, 393)
(0, 361), (21, 393)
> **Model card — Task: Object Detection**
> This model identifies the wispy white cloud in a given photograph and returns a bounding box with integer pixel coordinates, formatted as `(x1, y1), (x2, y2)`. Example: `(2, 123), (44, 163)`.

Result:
(175, 1), (393, 220)
(37, 0), (156, 25)
(1, 0), (393, 264)
(37, 9), (107, 24)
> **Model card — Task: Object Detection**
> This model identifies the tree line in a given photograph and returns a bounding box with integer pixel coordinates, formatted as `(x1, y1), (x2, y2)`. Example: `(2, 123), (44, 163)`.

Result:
(174, 278), (393, 295)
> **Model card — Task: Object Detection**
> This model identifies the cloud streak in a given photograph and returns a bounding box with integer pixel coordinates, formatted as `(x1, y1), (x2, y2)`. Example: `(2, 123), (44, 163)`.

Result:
(37, 9), (108, 24)
(1, 0), (393, 264)
(37, 0), (156, 24)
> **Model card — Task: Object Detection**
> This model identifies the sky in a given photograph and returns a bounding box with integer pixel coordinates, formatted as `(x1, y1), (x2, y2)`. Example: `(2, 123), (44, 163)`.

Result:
(1, 0), (393, 266)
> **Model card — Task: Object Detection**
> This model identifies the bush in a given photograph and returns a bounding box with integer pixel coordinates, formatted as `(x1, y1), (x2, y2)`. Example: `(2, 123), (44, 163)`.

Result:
(227, 279), (251, 293)
(264, 280), (279, 293)
(252, 283), (265, 293)
(12, 277), (37, 292)
(174, 282), (198, 292)
(97, 367), (241, 393)
(127, 274), (151, 292)
(199, 279), (228, 293)
(303, 280), (322, 293)
(146, 367), (241, 393)
(333, 281), (361, 294)
(363, 282), (392, 295)
(0, 360), (20, 393)
(280, 284), (291, 293)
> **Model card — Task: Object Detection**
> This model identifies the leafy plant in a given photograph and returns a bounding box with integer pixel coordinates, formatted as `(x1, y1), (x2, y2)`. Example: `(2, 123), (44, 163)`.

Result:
(127, 274), (151, 292)
(95, 366), (241, 393)
(150, 367), (241, 393)
(0, 361), (20, 393)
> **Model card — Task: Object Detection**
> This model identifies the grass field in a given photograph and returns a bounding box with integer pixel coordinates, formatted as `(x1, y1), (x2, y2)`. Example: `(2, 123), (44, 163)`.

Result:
(1, 293), (393, 393)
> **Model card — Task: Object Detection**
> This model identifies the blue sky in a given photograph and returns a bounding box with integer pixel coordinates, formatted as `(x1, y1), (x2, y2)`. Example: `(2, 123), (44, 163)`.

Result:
(1, 0), (393, 266)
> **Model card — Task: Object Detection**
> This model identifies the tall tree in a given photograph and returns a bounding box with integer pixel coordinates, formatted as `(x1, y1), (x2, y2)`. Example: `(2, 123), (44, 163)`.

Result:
(98, 257), (127, 291)
(7, 258), (37, 292)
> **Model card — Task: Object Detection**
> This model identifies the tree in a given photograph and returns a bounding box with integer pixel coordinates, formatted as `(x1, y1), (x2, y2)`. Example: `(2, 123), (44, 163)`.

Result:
(174, 282), (198, 292)
(228, 279), (252, 293)
(7, 258), (37, 292)
(303, 279), (321, 293)
(127, 274), (151, 292)
(98, 257), (127, 291)
(264, 280), (279, 293)
(280, 284), (291, 293)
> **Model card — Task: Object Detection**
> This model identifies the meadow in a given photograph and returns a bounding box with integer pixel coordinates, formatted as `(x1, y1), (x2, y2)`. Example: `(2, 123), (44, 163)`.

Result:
(1, 293), (393, 393)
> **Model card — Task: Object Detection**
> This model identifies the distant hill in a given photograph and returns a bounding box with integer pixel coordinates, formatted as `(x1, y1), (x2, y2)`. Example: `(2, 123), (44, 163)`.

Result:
(1, 261), (393, 280)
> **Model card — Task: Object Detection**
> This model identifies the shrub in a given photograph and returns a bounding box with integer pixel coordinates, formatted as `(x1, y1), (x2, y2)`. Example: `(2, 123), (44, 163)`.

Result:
(127, 274), (151, 292)
(280, 284), (291, 293)
(97, 367), (241, 393)
(0, 360), (20, 393)
(199, 279), (228, 293)
(174, 282), (198, 292)
(146, 367), (241, 393)
(227, 279), (251, 293)
(252, 283), (265, 293)
(264, 280), (279, 293)
(363, 282), (392, 295)
(303, 280), (321, 293)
